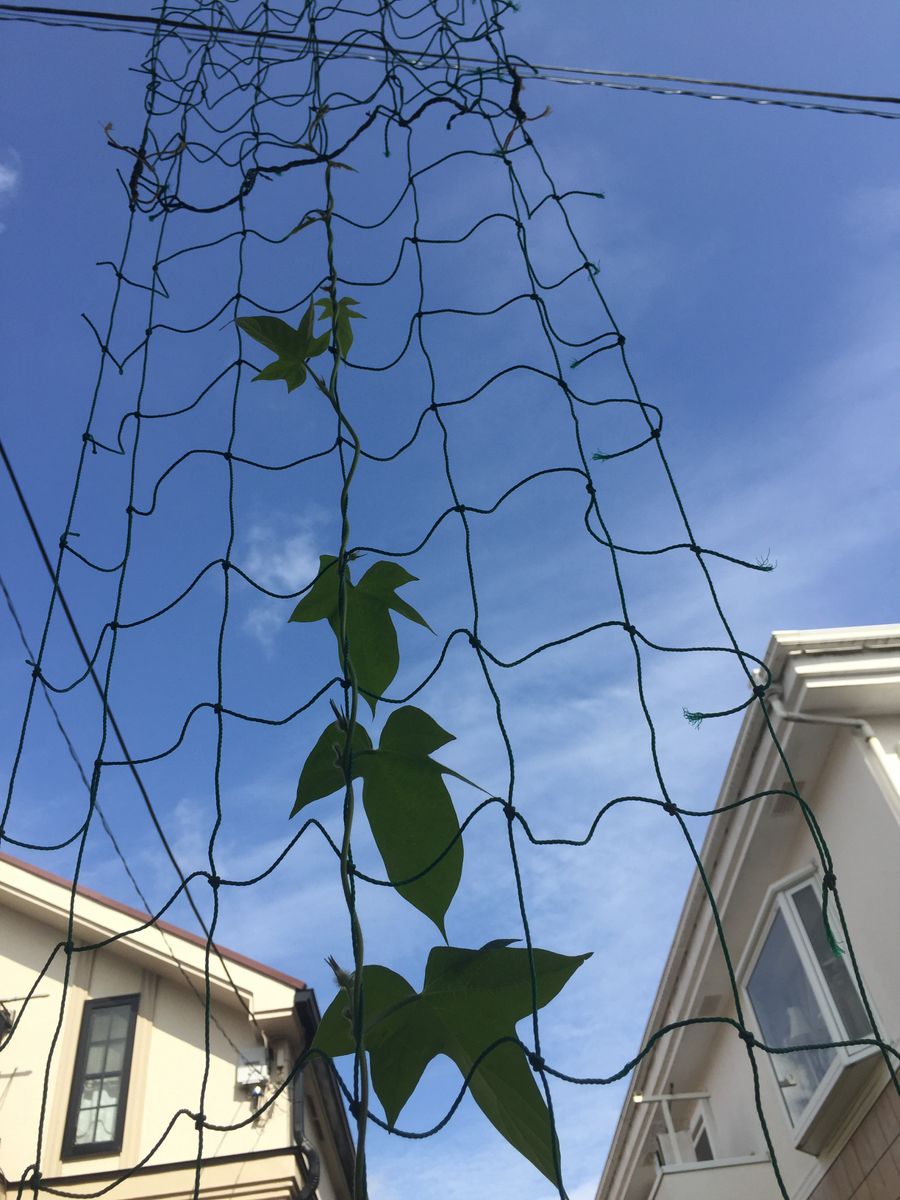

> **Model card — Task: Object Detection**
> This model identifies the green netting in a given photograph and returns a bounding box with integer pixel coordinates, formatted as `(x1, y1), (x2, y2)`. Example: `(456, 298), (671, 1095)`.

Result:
(2, 3), (897, 1199)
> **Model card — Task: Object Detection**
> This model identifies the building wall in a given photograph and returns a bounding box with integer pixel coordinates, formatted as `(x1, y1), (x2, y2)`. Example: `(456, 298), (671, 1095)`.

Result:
(0, 887), (335, 1196)
(807, 1082), (900, 1200)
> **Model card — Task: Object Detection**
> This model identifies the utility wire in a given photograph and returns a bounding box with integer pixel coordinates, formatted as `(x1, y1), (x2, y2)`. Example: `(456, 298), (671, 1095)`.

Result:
(0, 567), (252, 1063)
(0, 435), (267, 1046)
(0, 2), (898, 120)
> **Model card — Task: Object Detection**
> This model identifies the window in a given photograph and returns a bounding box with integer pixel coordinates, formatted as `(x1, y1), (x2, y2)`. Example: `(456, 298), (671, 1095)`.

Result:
(63, 995), (139, 1157)
(744, 877), (873, 1134)
(690, 1112), (714, 1162)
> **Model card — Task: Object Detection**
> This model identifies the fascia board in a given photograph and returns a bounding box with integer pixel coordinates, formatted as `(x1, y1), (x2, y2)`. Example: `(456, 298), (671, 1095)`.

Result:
(0, 857), (300, 1014)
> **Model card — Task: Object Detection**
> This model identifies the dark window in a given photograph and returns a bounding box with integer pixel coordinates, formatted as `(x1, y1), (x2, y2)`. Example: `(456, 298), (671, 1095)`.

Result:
(62, 995), (139, 1157)
(693, 1122), (713, 1162)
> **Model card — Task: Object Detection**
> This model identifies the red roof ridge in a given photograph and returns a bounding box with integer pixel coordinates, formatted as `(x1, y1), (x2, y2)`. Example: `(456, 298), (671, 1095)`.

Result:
(0, 849), (306, 991)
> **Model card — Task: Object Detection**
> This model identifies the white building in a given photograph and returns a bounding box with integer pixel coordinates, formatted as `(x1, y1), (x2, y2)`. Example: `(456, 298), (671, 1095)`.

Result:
(597, 624), (900, 1200)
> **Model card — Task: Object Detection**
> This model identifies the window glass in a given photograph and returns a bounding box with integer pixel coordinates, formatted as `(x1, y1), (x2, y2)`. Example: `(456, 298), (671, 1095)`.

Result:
(792, 884), (871, 1043)
(693, 1123), (713, 1162)
(66, 998), (137, 1154)
(747, 909), (835, 1124)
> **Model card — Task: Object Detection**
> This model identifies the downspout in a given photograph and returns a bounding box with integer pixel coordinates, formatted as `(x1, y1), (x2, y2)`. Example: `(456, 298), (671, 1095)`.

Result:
(291, 992), (321, 1200)
(768, 693), (900, 825)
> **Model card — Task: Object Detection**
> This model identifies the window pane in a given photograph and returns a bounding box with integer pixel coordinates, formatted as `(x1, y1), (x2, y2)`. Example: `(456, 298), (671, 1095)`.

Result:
(693, 1125), (713, 1162)
(747, 909), (836, 1124)
(105, 1041), (125, 1073)
(793, 885), (872, 1042)
(85, 1043), (105, 1075)
(75, 1107), (97, 1144)
(95, 1107), (117, 1141)
(91, 1010), (112, 1042)
(107, 1010), (130, 1041)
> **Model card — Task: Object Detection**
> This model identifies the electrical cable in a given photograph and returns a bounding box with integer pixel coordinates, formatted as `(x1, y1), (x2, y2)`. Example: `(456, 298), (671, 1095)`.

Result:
(0, 435), (268, 1047)
(0, 1), (898, 120)
(0, 567), (255, 1063)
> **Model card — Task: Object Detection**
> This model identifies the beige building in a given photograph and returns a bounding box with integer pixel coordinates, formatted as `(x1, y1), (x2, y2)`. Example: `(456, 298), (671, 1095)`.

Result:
(0, 851), (354, 1200)
(597, 624), (900, 1200)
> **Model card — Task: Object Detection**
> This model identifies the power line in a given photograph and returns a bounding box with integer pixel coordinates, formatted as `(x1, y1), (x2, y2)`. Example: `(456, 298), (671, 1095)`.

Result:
(1, 1), (898, 121)
(0, 567), (254, 1062)
(0, 435), (267, 1046)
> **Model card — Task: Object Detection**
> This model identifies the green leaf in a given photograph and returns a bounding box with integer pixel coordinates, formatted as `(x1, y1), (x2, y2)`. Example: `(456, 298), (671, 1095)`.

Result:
(360, 706), (463, 936)
(315, 943), (590, 1183)
(289, 558), (430, 715)
(316, 295), (365, 359)
(289, 556), (339, 624)
(237, 301), (329, 393)
(292, 718), (373, 816)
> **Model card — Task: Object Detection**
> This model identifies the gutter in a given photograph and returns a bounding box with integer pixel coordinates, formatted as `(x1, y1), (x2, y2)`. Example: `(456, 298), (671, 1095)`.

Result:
(293, 988), (356, 1200)
(768, 694), (900, 824)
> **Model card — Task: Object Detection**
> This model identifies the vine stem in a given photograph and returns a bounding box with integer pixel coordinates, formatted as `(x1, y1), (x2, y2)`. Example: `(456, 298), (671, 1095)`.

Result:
(309, 160), (369, 1200)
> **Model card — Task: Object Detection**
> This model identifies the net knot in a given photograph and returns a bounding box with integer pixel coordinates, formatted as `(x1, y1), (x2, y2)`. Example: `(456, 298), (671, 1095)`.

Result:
(468, 633), (482, 651)
(527, 1050), (545, 1072)
(82, 431), (97, 454)
(194, 1112), (205, 1131)
(585, 481), (596, 497)
(502, 799), (517, 822)
(59, 533), (68, 549)
(109, 619), (118, 631)
(617, 334), (626, 346)
(63, 939), (74, 957)
(738, 1028), (756, 1048)
(126, 504), (136, 515)
(208, 874), (221, 890)
(221, 559), (231, 572)
(663, 800), (678, 816)
(622, 623), (636, 637)
(752, 683), (767, 699)
(823, 870), (837, 891)
(453, 503), (466, 515)
(223, 450), (232, 462)
(28, 661), (41, 681)
(650, 427), (661, 440)
(348, 1099), (361, 1120)
(689, 543), (702, 556)
(213, 702), (223, 715)
(94, 758), (103, 772)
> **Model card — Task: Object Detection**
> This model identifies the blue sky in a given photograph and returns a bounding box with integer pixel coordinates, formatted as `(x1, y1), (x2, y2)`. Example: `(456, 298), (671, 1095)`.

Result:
(1, 2), (899, 1198)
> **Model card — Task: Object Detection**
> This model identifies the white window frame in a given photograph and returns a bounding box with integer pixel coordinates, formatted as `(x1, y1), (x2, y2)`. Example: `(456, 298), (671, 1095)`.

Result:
(689, 1101), (716, 1162)
(738, 866), (878, 1146)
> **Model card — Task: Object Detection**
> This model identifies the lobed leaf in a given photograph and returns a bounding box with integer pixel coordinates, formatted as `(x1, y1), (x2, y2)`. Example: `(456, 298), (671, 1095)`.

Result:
(289, 557), (430, 714)
(314, 942), (590, 1182)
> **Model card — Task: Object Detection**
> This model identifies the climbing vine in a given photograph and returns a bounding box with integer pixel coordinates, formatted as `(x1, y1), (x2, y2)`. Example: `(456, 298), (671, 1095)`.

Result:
(237, 167), (588, 1196)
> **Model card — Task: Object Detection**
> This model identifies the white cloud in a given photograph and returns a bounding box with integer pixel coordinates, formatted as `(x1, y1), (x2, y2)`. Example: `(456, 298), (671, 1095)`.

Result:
(0, 150), (20, 234)
(0, 160), (19, 197)
(240, 513), (328, 650)
(0, 151), (20, 232)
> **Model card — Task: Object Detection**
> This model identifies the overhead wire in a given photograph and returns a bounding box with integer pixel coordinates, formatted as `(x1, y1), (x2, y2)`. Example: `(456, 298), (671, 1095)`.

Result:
(0, 1), (898, 119)
(0, 569), (254, 1064)
(0, 435), (268, 1049)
